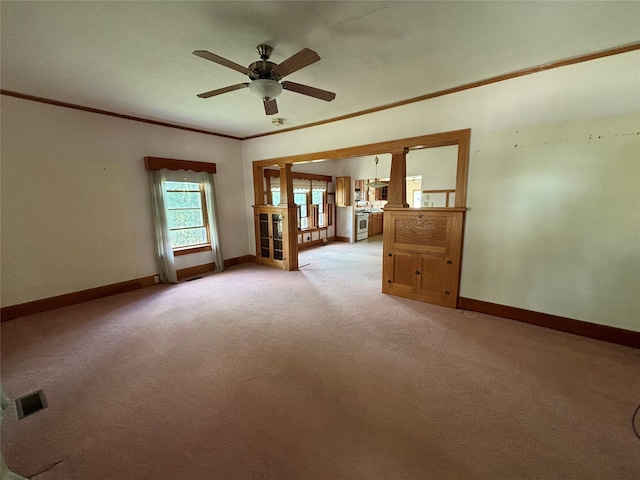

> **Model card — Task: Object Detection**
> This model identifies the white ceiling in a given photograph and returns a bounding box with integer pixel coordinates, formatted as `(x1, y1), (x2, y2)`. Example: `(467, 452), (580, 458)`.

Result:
(1, 1), (638, 139)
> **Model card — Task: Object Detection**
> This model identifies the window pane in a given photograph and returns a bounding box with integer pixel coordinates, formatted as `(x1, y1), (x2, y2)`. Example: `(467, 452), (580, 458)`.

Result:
(170, 227), (207, 248)
(165, 191), (202, 209)
(294, 193), (307, 205)
(167, 209), (204, 229)
(272, 191), (280, 205)
(312, 190), (323, 205)
(166, 181), (200, 191)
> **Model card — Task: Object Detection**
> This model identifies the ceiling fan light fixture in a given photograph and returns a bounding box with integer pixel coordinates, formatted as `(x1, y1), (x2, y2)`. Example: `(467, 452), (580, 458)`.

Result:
(249, 79), (283, 100)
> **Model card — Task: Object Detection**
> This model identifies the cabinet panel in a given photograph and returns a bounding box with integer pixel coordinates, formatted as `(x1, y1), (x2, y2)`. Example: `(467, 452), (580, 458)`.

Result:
(259, 213), (272, 258)
(375, 186), (388, 201)
(368, 213), (383, 236)
(417, 255), (455, 306)
(336, 176), (351, 207)
(384, 251), (417, 292)
(382, 209), (464, 309)
(272, 213), (284, 261)
(253, 205), (294, 270)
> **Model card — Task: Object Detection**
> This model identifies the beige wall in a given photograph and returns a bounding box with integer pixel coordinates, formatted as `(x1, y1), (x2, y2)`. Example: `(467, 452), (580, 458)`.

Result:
(0, 97), (247, 307)
(462, 113), (639, 330)
(2, 50), (639, 332)
(241, 51), (640, 332)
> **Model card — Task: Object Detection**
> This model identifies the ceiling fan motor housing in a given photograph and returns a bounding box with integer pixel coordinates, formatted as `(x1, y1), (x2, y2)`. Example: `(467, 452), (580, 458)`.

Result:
(248, 61), (279, 80)
(257, 44), (273, 60)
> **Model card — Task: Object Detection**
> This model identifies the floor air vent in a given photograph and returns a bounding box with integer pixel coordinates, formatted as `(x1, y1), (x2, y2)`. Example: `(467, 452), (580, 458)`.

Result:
(16, 390), (48, 419)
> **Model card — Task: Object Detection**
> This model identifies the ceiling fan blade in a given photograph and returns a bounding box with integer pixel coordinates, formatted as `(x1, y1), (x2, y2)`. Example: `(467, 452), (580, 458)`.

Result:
(272, 48), (320, 78)
(263, 98), (278, 115)
(197, 83), (249, 98)
(193, 50), (254, 76)
(282, 81), (336, 102)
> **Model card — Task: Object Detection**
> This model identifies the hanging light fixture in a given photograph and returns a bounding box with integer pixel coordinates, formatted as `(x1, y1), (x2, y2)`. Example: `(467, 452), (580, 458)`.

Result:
(249, 79), (283, 100)
(365, 156), (388, 188)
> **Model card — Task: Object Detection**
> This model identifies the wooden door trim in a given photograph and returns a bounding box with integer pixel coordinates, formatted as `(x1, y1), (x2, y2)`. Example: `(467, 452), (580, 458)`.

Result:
(252, 129), (470, 167)
(251, 128), (470, 274)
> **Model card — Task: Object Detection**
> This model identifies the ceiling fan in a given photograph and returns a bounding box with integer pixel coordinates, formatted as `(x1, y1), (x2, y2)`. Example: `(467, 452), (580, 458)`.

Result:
(193, 44), (336, 115)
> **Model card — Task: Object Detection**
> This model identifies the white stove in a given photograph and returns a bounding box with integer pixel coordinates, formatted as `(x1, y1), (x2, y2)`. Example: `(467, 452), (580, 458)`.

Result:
(355, 212), (369, 241)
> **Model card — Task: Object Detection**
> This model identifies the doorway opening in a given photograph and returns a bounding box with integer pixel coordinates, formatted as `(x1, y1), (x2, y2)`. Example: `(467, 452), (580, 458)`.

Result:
(251, 129), (470, 308)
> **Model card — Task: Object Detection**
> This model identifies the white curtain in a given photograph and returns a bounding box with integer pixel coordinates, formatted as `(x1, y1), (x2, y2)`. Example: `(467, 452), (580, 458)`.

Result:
(149, 169), (178, 283)
(203, 173), (224, 273)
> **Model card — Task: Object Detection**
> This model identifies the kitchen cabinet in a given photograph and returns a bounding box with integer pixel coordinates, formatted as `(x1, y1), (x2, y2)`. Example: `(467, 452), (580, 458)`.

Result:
(382, 208), (464, 308)
(368, 212), (384, 236)
(335, 176), (351, 207)
(374, 186), (388, 201)
(253, 205), (297, 270)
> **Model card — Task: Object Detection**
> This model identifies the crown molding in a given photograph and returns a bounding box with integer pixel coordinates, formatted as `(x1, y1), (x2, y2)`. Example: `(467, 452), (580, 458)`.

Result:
(3, 41), (638, 141)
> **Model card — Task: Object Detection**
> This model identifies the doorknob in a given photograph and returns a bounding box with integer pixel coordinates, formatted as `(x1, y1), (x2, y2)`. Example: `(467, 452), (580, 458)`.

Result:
(415, 270), (420, 275)
(447, 260), (452, 264)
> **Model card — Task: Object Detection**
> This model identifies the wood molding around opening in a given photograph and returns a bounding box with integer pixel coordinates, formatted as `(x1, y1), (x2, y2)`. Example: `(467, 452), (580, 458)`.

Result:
(253, 128), (471, 167)
(458, 297), (640, 349)
(264, 169), (332, 183)
(144, 156), (217, 174)
(252, 128), (470, 213)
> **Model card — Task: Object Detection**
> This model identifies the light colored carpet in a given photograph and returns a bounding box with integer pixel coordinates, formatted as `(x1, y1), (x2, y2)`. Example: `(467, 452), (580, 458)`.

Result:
(1, 236), (639, 479)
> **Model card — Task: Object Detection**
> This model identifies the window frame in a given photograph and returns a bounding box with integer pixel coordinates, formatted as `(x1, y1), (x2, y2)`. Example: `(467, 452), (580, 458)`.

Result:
(165, 181), (212, 256)
(264, 169), (332, 231)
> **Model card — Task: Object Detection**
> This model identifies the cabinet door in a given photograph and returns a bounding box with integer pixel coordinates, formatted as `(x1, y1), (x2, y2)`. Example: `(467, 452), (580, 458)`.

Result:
(383, 250), (418, 293)
(375, 186), (388, 201)
(271, 213), (284, 261)
(382, 210), (463, 308)
(254, 207), (289, 269)
(336, 176), (351, 207)
(417, 254), (456, 308)
(258, 212), (271, 259)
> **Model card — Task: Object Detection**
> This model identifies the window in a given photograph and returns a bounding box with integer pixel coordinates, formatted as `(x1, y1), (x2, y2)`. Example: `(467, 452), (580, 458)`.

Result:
(267, 174), (332, 230)
(164, 181), (210, 250)
(271, 187), (281, 206)
(145, 157), (223, 283)
(294, 189), (309, 229)
(312, 188), (327, 227)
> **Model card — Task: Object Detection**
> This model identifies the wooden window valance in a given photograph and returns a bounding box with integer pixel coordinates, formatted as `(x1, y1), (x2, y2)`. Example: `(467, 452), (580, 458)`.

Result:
(144, 156), (217, 174)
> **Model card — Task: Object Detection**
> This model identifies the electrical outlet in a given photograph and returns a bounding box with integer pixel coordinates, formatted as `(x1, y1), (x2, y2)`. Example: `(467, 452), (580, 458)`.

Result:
(153, 275), (160, 284)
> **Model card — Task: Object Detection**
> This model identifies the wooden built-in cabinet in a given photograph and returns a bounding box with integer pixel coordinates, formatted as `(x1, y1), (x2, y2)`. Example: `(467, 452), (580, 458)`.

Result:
(253, 205), (297, 270)
(374, 186), (388, 201)
(368, 212), (384, 236)
(382, 208), (465, 308)
(335, 176), (351, 207)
